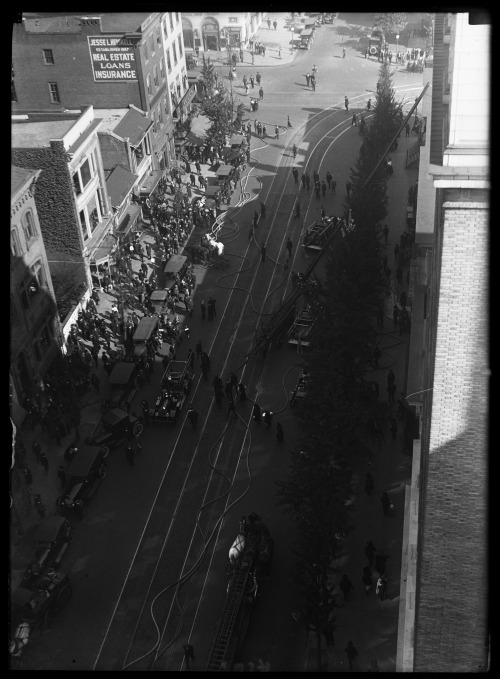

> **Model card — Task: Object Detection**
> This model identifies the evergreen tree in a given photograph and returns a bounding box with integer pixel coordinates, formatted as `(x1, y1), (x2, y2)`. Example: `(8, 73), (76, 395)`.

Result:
(198, 57), (244, 149)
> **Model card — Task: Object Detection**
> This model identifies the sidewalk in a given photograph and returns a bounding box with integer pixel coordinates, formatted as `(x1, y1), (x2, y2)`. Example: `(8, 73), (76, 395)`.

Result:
(187, 13), (336, 70)
(302, 130), (417, 672)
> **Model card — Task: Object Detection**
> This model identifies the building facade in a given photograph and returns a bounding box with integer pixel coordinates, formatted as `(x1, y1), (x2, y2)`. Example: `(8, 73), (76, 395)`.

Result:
(11, 12), (185, 174)
(11, 165), (62, 413)
(11, 106), (113, 312)
(397, 11), (489, 672)
(181, 13), (262, 53)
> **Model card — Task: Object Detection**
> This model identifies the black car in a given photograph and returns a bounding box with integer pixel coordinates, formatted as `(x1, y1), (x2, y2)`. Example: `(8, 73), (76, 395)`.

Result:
(87, 408), (143, 450)
(56, 444), (107, 518)
(10, 571), (72, 659)
(101, 361), (138, 411)
(23, 516), (74, 582)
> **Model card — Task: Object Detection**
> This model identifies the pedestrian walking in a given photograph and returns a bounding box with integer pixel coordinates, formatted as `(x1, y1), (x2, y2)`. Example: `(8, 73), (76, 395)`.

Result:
(260, 202), (266, 218)
(39, 451), (49, 475)
(187, 404), (199, 430)
(382, 224), (389, 243)
(256, 71), (261, 85)
(305, 73), (310, 87)
(275, 125), (279, 139)
(351, 113), (357, 126)
(364, 472), (374, 496)
(287, 115), (292, 128)
(376, 575), (387, 600)
(344, 641), (358, 670)
(294, 201), (301, 219)
(278, 46), (282, 59)
(362, 566), (373, 595)
(276, 422), (284, 442)
(183, 644), (195, 670)
(259, 87), (264, 100)
(364, 540), (376, 567)
(381, 491), (393, 515)
(344, 96), (349, 111)
(311, 78), (316, 91)
(315, 184), (320, 199)
(57, 465), (66, 488)
(292, 167), (299, 184)
(261, 244), (267, 262)
(392, 305), (399, 327)
(253, 211), (259, 227)
(342, 46), (346, 58)
(340, 573), (354, 602)
(292, 144), (297, 158)
(196, 340), (203, 359)
(273, 19), (277, 30)
(286, 237), (293, 256)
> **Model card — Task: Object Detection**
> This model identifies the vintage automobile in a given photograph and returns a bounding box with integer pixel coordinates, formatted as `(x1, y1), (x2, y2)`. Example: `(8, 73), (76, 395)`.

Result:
(56, 444), (108, 519)
(287, 306), (317, 349)
(149, 289), (170, 315)
(164, 254), (189, 289)
(290, 368), (311, 407)
(23, 516), (74, 583)
(131, 315), (159, 363)
(10, 570), (72, 659)
(86, 407), (144, 450)
(101, 361), (138, 411)
(151, 360), (194, 424)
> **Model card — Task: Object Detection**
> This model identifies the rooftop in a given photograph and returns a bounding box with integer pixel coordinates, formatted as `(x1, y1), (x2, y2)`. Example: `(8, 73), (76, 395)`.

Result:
(113, 107), (152, 146)
(11, 165), (39, 197)
(106, 164), (138, 208)
(94, 108), (129, 136)
(12, 120), (75, 148)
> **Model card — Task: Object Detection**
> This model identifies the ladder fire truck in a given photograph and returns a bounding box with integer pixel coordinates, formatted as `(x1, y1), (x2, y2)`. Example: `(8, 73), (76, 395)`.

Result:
(206, 514), (273, 671)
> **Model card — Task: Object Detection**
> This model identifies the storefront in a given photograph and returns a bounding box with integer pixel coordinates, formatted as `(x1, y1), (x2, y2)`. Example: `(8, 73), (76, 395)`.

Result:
(202, 17), (220, 51)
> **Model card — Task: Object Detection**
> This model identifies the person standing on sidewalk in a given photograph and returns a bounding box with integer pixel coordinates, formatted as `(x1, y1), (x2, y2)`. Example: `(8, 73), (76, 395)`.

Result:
(292, 167), (299, 184)
(345, 96), (349, 111)
(340, 574), (354, 602)
(344, 640), (358, 670)
(364, 540), (376, 567)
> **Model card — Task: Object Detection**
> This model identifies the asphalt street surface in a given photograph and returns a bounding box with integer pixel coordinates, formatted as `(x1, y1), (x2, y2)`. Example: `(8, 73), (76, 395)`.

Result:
(11, 13), (422, 671)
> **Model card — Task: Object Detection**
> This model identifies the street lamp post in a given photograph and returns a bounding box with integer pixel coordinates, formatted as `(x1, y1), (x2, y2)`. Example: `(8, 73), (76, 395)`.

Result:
(396, 34), (399, 60)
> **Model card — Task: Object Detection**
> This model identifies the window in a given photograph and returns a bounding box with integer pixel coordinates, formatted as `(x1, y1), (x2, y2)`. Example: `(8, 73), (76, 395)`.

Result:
(153, 66), (158, 89)
(150, 36), (155, 55)
(159, 57), (164, 78)
(173, 42), (178, 65)
(11, 229), (22, 256)
(229, 17), (238, 23)
(144, 41), (148, 61)
(79, 209), (86, 233)
(146, 74), (152, 96)
(72, 158), (92, 195)
(176, 12), (179, 23)
(42, 48), (54, 64)
(166, 48), (172, 72)
(19, 263), (44, 310)
(152, 111), (157, 133)
(156, 28), (161, 48)
(48, 82), (60, 103)
(22, 210), (36, 245)
(178, 35), (183, 57)
(169, 13), (174, 31)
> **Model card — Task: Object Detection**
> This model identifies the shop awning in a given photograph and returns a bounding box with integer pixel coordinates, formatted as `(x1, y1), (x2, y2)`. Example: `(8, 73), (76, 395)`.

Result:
(114, 107), (152, 147)
(139, 169), (163, 195)
(106, 165), (138, 208)
(116, 202), (142, 235)
(90, 232), (118, 266)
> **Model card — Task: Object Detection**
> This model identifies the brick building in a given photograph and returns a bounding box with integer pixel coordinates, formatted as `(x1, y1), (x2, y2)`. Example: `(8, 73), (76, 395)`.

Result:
(11, 165), (62, 416)
(11, 12), (191, 174)
(397, 12), (489, 672)
(11, 106), (113, 310)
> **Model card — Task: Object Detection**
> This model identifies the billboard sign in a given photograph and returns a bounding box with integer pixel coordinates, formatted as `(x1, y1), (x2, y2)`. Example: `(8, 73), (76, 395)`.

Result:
(88, 36), (138, 82)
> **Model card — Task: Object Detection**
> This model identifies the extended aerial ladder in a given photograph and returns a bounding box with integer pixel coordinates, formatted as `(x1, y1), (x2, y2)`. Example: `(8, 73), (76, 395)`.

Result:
(249, 216), (349, 357)
(206, 561), (252, 671)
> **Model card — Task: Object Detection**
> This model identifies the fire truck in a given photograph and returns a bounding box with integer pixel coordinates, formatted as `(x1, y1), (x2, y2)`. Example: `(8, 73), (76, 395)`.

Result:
(150, 360), (194, 424)
(206, 514), (273, 671)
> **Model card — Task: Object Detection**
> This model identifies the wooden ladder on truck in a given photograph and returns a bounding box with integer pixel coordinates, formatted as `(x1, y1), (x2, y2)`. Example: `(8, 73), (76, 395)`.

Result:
(206, 562), (251, 671)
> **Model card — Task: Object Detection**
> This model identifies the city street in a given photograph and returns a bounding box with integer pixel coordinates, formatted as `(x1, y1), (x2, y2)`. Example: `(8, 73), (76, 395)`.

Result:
(11, 13), (422, 672)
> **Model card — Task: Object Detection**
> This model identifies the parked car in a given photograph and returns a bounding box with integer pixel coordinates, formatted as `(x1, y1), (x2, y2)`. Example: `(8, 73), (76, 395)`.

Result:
(10, 570), (72, 659)
(56, 444), (108, 519)
(152, 360), (194, 424)
(101, 361), (137, 411)
(131, 315), (159, 363)
(87, 408), (144, 450)
(149, 289), (169, 315)
(23, 516), (74, 582)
